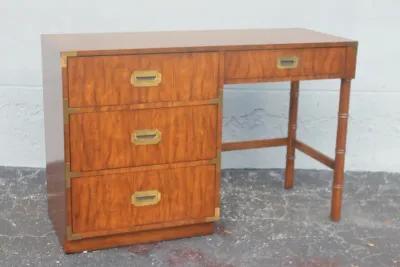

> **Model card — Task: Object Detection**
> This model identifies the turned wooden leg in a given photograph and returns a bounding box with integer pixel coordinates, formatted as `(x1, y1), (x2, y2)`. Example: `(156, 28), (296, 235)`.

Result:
(284, 81), (299, 189)
(331, 79), (352, 221)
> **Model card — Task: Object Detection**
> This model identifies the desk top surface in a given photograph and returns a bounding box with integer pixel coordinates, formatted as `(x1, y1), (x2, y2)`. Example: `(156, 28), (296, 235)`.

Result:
(42, 28), (357, 55)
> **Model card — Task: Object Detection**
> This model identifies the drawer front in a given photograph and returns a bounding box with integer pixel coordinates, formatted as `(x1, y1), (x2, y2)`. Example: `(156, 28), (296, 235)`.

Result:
(71, 164), (216, 234)
(68, 52), (219, 107)
(69, 105), (218, 172)
(224, 47), (346, 81)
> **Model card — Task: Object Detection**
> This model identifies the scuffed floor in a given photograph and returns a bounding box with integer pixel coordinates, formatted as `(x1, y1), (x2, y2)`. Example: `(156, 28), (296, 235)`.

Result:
(0, 167), (399, 267)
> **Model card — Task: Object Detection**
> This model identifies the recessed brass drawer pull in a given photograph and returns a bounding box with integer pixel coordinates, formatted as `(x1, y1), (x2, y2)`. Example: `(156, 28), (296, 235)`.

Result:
(131, 190), (161, 207)
(277, 56), (299, 69)
(131, 70), (162, 87)
(131, 129), (161, 145)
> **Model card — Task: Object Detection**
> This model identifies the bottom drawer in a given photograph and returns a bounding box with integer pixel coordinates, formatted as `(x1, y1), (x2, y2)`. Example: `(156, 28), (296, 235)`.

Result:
(70, 164), (217, 237)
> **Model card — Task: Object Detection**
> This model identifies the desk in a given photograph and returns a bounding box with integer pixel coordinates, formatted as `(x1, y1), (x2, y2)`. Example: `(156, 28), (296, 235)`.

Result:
(42, 28), (358, 253)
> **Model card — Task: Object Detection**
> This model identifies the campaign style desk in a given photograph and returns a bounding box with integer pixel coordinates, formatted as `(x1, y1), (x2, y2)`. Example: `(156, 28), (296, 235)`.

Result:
(42, 29), (358, 253)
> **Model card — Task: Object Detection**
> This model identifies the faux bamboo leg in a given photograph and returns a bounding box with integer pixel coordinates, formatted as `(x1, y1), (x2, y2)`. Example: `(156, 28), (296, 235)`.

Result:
(284, 81), (300, 189)
(331, 79), (352, 221)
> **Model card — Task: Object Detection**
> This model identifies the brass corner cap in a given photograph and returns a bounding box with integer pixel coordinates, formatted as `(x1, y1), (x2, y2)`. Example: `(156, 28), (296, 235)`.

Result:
(60, 51), (78, 68)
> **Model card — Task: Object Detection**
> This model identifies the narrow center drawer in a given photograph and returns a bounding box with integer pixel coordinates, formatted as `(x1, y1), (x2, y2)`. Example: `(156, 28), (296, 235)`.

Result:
(67, 52), (219, 107)
(71, 164), (216, 235)
(69, 105), (218, 172)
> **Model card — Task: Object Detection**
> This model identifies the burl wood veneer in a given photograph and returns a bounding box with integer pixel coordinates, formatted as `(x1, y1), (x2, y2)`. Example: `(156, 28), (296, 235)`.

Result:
(41, 28), (357, 253)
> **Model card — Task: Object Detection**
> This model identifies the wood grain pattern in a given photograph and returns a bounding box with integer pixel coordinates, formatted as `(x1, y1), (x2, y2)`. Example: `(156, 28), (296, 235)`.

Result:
(68, 52), (219, 107)
(69, 105), (218, 172)
(71, 165), (216, 235)
(224, 47), (346, 82)
(64, 223), (214, 254)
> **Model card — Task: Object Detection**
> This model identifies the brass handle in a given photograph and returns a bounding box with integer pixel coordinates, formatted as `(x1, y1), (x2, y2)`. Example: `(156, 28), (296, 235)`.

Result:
(131, 70), (162, 87)
(131, 190), (161, 207)
(277, 56), (299, 69)
(131, 129), (161, 145)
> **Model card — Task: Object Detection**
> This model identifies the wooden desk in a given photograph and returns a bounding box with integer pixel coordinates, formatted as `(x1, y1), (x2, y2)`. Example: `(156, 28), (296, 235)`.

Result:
(42, 28), (358, 253)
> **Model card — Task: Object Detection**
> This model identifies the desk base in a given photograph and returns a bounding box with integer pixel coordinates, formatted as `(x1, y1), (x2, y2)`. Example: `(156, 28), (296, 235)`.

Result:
(63, 223), (214, 254)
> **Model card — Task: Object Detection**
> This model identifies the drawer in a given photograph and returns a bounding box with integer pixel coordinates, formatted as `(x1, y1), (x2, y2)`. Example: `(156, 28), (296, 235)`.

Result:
(67, 52), (219, 107)
(69, 105), (218, 172)
(224, 47), (346, 82)
(71, 164), (217, 235)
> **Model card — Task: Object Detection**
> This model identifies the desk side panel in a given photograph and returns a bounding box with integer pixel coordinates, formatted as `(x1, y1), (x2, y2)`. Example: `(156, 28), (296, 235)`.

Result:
(345, 45), (358, 79)
(41, 36), (66, 245)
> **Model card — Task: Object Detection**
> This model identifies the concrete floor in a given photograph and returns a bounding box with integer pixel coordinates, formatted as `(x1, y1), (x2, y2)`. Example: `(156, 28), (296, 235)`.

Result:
(0, 167), (399, 267)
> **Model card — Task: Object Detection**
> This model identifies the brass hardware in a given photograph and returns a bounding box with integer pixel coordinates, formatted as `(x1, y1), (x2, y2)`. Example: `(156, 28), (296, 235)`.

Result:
(63, 98), (69, 125)
(205, 207), (220, 222)
(65, 163), (80, 189)
(216, 152), (221, 168)
(60, 51), (77, 68)
(63, 98), (80, 124)
(131, 190), (161, 207)
(131, 70), (162, 87)
(65, 163), (71, 188)
(208, 158), (218, 165)
(336, 149), (345, 154)
(277, 56), (299, 69)
(286, 155), (295, 160)
(66, 226), (82, 241)
(208, 89), (223, 105)
(215, 207), (220, 218)
(207, 98), (220, 105)
(131, 129), (162, 145)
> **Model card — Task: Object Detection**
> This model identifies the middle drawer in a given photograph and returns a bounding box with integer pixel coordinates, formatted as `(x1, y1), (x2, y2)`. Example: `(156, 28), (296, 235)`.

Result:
(69, 105), (218, 172)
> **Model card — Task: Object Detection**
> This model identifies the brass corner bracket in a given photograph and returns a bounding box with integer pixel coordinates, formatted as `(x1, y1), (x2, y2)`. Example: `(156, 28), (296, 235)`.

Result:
(65, 163), (80, 189)
(63, 98), (80, 124)
(205, 207), (221, 222)
(66, 226), (82, 241)
(60, 51), (78, 68)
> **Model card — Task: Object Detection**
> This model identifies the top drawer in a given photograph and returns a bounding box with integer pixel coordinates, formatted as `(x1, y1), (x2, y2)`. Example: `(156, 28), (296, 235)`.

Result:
(67, 52), (219, 108)
(224, 47), (346, 82)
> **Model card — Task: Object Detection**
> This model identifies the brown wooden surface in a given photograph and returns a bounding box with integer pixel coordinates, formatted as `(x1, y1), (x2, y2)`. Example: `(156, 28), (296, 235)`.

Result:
(64, 223), (214, 253)
(222, 138), (287, 151)
(225, 48), (346, 83)
(345, 46), (358, 79)
(43, 28), (356, 57)
(284, 81), (299, 189)
(69, 105), (218, 172)
(295, 140), (335, 169)
(331, 79), (352, 221)
(68, 52), (219, 107)
(41, 28), (358, 253)
(71, 165), (216, 235)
